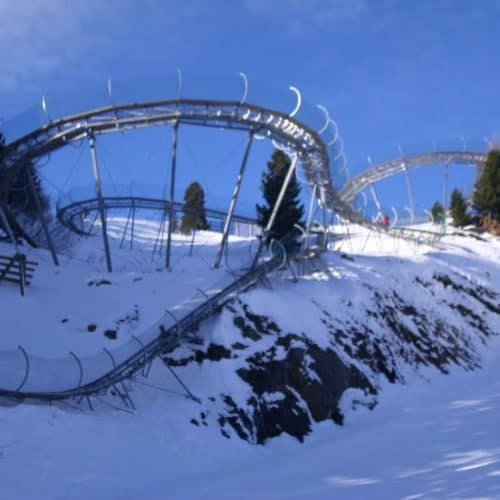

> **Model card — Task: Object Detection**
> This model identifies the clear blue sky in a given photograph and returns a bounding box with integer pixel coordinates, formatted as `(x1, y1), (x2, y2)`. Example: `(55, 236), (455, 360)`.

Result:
(1, 0), (499, 218)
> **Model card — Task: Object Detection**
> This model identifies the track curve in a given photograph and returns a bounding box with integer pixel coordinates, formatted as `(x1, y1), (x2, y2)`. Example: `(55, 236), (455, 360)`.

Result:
(339, 150), (486, 204)
(1, 98), (360, 225)
(57, 195), (257, 236)
(1, 95), (484, 402)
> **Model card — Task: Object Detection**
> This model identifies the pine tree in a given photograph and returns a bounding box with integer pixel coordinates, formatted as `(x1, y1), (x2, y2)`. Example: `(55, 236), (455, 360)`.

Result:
(431, 201), (445, 223)
(0, 132), (49, 216)
(256, 149), (304, 241)
(180, 181), (208, 234)
(450, 189), (470, 227)
(474, 149), (500, 221)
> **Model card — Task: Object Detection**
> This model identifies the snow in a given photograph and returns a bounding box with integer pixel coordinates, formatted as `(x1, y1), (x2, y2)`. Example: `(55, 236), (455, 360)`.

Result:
(0, 221), (253, 358)
(0, 218), (499, 499)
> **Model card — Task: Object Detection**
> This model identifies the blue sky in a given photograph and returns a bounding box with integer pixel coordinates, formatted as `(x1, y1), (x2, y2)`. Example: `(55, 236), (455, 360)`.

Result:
(1, 0), (499, 219)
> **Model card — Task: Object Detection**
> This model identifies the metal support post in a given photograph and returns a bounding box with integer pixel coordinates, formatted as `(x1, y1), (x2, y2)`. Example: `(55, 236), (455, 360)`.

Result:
(369, 183), (382, 220)
(265, 154), (299, 235)
(215, 131), (254, 268)
(403, 165), (415, 224)
(130, 204), (136, 250)
(251, 154), (299, 268)
(26, 167), (59, 266)
(166, 121), (179, 270)
(442, 161), (449, 212)
(319, 186), (328, 247)
(88, 132), (112, 272)
(304, 184), (317, 246)
(120, 206), (133, 249)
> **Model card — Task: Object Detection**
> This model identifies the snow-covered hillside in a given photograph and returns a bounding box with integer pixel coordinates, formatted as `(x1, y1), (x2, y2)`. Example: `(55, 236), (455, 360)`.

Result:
(0, 220), (499, 499)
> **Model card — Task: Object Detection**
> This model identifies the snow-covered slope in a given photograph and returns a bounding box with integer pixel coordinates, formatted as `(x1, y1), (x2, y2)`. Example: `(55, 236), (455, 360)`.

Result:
(0, 221), (498, 499)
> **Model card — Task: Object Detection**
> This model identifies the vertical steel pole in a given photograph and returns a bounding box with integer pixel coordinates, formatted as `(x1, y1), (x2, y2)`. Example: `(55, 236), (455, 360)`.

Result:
(403, 165), (415, 224)
(369, 183), (382, 218)
(130, 204), (135, 250)
(305, 184), (318, 243)
(214, 131), (254, 268)
(265, 154), (299, 234)
(319, 186), (328, 248)
(251, 154), (299, 269)
(26, 166), (59, 266)
(119, 206), (133, 249)
(166, 121), (179, 270)
(88, 132), (112, 272)
(442, 161), (449, 211)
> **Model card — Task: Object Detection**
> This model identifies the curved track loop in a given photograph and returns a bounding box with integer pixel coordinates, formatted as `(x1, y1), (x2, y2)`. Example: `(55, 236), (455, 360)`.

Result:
(2, 98), (358, 225)
(0, 98), (487, 401)
(57, 196), (257, 236)
(1, 98), (461, 243)
(339, 150), (486, 203)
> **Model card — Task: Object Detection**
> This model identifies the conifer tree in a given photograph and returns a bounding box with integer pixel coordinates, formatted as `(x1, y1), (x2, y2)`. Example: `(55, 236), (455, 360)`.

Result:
(431, 201), (445, 223)
(180, 181), (208, 234)
(0, 132), (49, 216)
(450, 189), (470, 227)
(474, 149), (500, 221)
(256, 149), (304, 241)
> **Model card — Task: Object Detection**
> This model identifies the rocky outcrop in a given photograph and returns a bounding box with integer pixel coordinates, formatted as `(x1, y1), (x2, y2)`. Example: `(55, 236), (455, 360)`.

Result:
(162, 258), (499, 445)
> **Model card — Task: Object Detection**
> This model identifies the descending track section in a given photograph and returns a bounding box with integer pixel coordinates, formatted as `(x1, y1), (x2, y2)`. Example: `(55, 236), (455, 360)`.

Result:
(0, 235), (324, 401)
(0, 84), (487, 402)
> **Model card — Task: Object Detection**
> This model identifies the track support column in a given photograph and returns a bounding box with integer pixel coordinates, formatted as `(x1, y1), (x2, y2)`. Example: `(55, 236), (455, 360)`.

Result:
(26, 167), (59, 266)
(87, 131), (112, 273)
(304, 183), (318, 246)
(403, 165), (415, 224)
(319, 186), (328, 248)
(251, 153), (298, 268)
(369, 183), (382, 220)
(166, 120), (179, 270)
(442, 161), (449, 212)
(214, 131), (254, 268)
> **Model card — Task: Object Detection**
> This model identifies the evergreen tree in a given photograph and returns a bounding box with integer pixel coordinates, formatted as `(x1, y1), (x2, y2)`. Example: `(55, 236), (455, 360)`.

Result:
(474, 149), (500, 221)
(0, 132), (49, 216)
(431, 201), (445, 223)
(256, 149), (304, 241)
(180, 181), (208, 234)
(450, 189), (470, 227)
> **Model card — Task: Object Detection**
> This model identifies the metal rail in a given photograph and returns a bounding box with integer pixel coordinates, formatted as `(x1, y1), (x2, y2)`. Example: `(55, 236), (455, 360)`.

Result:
(1, 98), (467, 247)
(57, 195), (257, 236)
(0, 96), (476, 402)
(339, 151), (486, 203)
(0, 98), (354, 225)
(0, 240), (323, 401)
